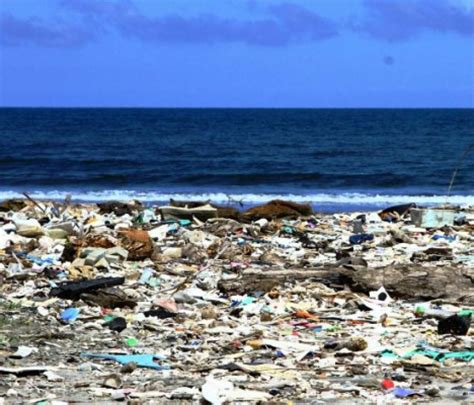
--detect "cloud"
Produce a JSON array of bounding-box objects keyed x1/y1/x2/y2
[
  {"x1": 71, "y1": 0, "x2": 338, "y2": 46},
  {"x1": 1, "y1": 0, "x2": 338, "y2": 48},
  {"x1": 383, "y1": 55, "x2": 395, "y2": 65},
  {"x1": 0, "y1": 13, "x2": 96, "y2": 48},
  {"x1": 354, "y1": 0, "x2": 474, "y2": 41},
  {"x1": 4, "y1": 0, "x2": 470, "y2": 48}
]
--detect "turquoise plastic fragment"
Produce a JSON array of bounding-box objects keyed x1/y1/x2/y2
[
  {"x1": 81, "y1": 353, "x2": 169, "y2": 370},
  {"x1": 239, "y1": 296, "x2": 256, "y2": 306},
  {"x1": 380, "y1": 348, "x2": 474, "y2": 363},
  {"x1": 458, "y1": 309, "x2": 474, "y2": 317},
  {"x1": 168, "y1": 223, "x2": 179, "y2": 232},
  {"x1": 380, "y1": 349, "x2": 399, "y2": 359}
]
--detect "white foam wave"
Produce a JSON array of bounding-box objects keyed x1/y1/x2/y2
[{"x1": 0, "y1": 190, "x2": 472, "y2": 207}]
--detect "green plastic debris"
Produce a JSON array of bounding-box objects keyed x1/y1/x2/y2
[
  {"x1": 103, "y1": 315, "x2": 115, "y2": 322},
  {"x1": 126, "y1": 337, "x2": 139, "y2": 347},
  {"x1": 414, "y1": 305, "x2": 425, "y2": 315}
]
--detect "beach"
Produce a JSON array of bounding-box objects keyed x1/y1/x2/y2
[
  {"x1": 0, "y1": 197, "x2": 473, "y2": 403},
  {"x1": 2, "y1": 0, "x2": 473, "y2": 402}
]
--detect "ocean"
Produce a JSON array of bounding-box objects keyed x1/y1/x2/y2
[{"x1": 0, "y1": 108, "x2": 473, "y2": 212}]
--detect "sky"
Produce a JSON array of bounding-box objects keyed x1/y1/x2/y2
[{"x1": 0, "y1": 0, "x2": 473, "y2": 107}]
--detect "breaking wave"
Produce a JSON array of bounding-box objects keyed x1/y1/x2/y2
[{"x1": 0, "y1": 190, "x2": 472, "y2": 209}]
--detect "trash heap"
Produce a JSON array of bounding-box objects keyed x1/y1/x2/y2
[{"x1": 0, "y1": 198, "x2": 473, "y2": 404}]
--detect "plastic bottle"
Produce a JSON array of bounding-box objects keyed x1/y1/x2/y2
[{"x1": 414, "y1": 303, "x2": 453, "y2": 318}]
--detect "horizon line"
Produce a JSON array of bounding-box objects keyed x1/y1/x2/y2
[{"x1": 1, "y1": 106, "x2": 473, "y2": 109}]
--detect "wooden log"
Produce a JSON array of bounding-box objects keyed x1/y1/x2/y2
[
  {"x1": 218, "y1": 265, "x2": 474, "y2": 304},
  {"x1": 344, "y1": 264, "x2": 474, "y2": 304},
  {"x1": 218, "y1": 267, "x2": 346, "y2": 295}
]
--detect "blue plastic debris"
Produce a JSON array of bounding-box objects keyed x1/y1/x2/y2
[
  {"x1": 81, "y1": 353, "x2": 169, "y2": 370},
  {"x1": 432, "y1": 234, "x2": 456, "y2": 242},
  {"x1": 17, "y1": 253, "x2": 55, "y2": 266},
  {"x1": 138, "y1": 268, "x2": 154, "y2": 285},
  {"x1": 349, "y1": 234, "x2": 374, "y2": 245},
  {"x1": 61, "y1": 308, "x2": 80, "y2": 323},
  {"x1": 393, "y1": 387, "x2": 421, "y2": 398}
]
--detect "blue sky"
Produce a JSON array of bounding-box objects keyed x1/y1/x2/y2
[{"x1": 0, "y1": 0, "x2": 473, "y2": 107}]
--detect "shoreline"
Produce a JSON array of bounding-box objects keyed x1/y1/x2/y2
[{"x1": 0, "y1": 191, "x2": 473, "y2": 214}]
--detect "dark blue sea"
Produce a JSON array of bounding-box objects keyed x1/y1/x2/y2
[{"x1": 0, "y1": 108, "x2": 473, "y2": 212}]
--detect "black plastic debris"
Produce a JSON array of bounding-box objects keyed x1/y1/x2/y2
[
  {"x1": 104, "y1": 317, "x2": 127, "y2": 333},
  {"x1": 144, "y1": 308, "x2": 177, "y2": 319},
  {"x1": 49, "y1": 277, "x2": 125, "y2": 299},
  {"x1": 437, "y1": 314, "x2": 471, "y2": 336},
  {"x1": 379, "y1": 203, "x2": 416, "y2": 222}
]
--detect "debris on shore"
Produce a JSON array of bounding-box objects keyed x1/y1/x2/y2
[{"x1": 0, "y1": 197, "x2": 473, "y2": 403}]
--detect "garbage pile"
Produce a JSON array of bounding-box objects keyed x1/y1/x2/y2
[{"x1": 0, "y1": 198, "x2": 473, "y2": 403}]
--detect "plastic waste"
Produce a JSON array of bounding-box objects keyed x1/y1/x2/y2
[
  {"x1": 411, "y1": 208, "x2": 456, "y2": 228},
  {"x1": 379, "y1": 203, "x2": 416, "y2": 222},
  {"x1": 201, "y1": 376, "x2": 234, "y2": 405},
  {"x1": 414, "y1": 303, "x2": 453, "y2": 318},
  {"x1": 432, "y1": 234, "x2": 456, "y2": 242},
  {"x1": 60, "y1": 307, "x2": 80, "y2": 323},
  {"x1": 393, "y1": 387, "x2": 422, "y2": 398},
  {"x1": 13, "y1": 218, "x2": 44, "y2": 237},
  {"x1": 381, "y1": 379, "x2": 394, "y2": 390},
  {"x1": 49, "y1": 277, "x2": 125, "y2": 299},
  {"x1": 104, "y1": 317, "x2": 127, "y2": 332},
  {"x1": 138, "y1": 268, "x2": 154, "y2": 284},
  {"x1": 0, "y1": 196, "x2": 472, "y2": 402},
  {"x1": 144, "y1": 308, "x2": 177, "y2": 319},
  {"x1": 381, "y1": 348, "x2": 474, "y2": 363},
  {"x1": 81, "y1": 353, "x2": 169, "y2": 370},
  {"x1": 437, "y1": 314, "x2": 471, "y2": 336},
  {"x1": 369, "y1": 286, "x2": 392, "y2": 303},
  {"x1": 125, "y1": 337, "x2": 139, "y2": 347},
  {"x1": 10, "y1": 346, "x2": 34, "y2": 359},
  {"x1": 349, "y1": 233, "x2": 374, "y2": 245}
]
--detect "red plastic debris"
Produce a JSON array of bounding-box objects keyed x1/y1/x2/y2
[{"x1": 381, "y1": 379, "x2": 395, "y2": 390}]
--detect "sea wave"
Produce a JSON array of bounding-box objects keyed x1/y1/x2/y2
[{"x1": 0, "y1": 190, "x2": 472, "y2": 207}]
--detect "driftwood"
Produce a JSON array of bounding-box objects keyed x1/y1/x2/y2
[
  {"x1": 218, "y1": 265, "x2": 474, "y2": 304},
  {"x1": 218, "y1": 268, "x2": 346, "y2": 295},
  {"x1": 159, "y1": 204, "x2": 217, "y2": 221},
  {"x1": 242, "y1": 200, "x2": 313, "y2": 221},
  {"x1": 344, "y1": 264, "x2": 474, "y2": 304}
]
